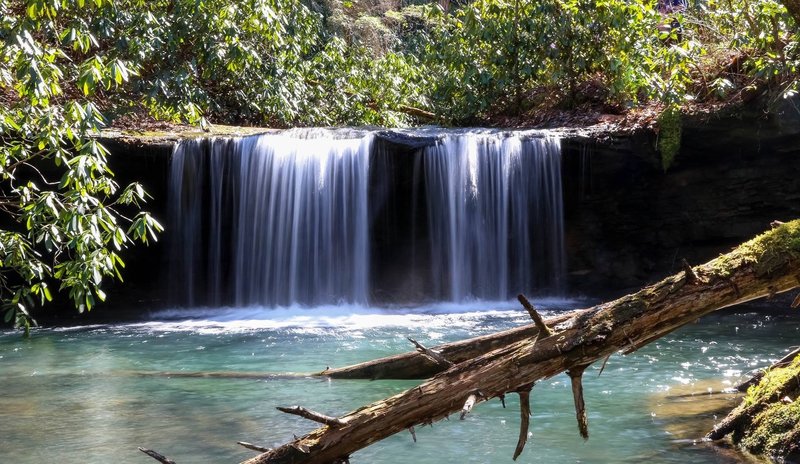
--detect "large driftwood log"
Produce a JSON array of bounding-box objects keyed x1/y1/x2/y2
[
  {"x1": 240, "y1": 221, "x2": 800, "y2": 464},
  {"x1": 317, "y1": 309, "x2": 585, "y2": 379}
]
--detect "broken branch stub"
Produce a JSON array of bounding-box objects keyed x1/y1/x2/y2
[
  {"x1": 408, "y1": 337, "x2": 454, "y2": 368},
  {"x1": 276, "y1": 406, "x2": 345, "y2": 427},
  {"x1": 567, "y1": 365, "x2": 590, "y2": 440},
  {"x1": 517, "y1": 294, "x2": 553, "y2": 336},
  {"x1": 460, "y1": 391, "x2": 484, "y2": 420},
  {"x1": 238, "y1": 442, "x2": 272, "y2": 453},
  {"x1": 139, "y1": 447, "x2": 177, "y2": 464},
  {"x1": 512, "y1": 383, "x2": 535, "y2": 461},
  {"x1": 682, "y1": 259, "x2": 699, "y2": 284}
]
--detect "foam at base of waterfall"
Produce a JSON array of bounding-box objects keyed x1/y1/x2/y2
[{"x1": 140, "y1": 298, "x2": 582, "y2": 334}]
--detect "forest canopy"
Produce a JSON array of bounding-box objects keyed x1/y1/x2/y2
[
  {"x1": 0, "y1": 0, "x2": 798, "y2": 328},
  {"x1": 2, "y1": 0, "x2": 798, "y2": 127}
]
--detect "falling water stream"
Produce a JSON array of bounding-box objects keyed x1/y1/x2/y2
[
  {"x1": 168, "y1": 128, "x2": 565, "y2": 307},
  {"x1": 422, "y1": 132, "x2": 565, "y2": 299},
  {"x1": 169, "y1": 129, "x2": 372, "y2": 307}
]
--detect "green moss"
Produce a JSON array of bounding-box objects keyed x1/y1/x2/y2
[
  {"x1": 735, "y1": 356, "x2": 800, "y2": 458},
  {"x1": 657, "y1": 106, "x2": 682, "y2": 171},
  {"x1": 744, "y1": 356, "x2": 800, "y2": 407},
  {"x1": 707, "y1": 220, "x2": 800, "y2": 278},
  {"x1": 741, "y1": 401, "x2": 800, "y2": 455}
]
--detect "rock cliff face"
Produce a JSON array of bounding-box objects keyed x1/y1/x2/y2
[
  {"x1": 98, "y1": 138, "x2": 172, "y2": 316},
  {"x1": 72, "y1": 109, "x2": 800, "y2": 318},
  {"x1": 561, "y1": 107, "x2": 800, "y2": 295}
]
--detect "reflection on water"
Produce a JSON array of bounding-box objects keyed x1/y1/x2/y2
[
  {"x1": 0, "y1": 301, "x2": 796, "y2": 463},
  {"x1": 649, "y1": 379, "x2": 741, "y2": 439}
]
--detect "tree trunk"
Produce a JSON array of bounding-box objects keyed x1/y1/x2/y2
[
  {"x1": 240, "y1": 221, "x2": 800, "y2": 464},
  {"x1": 317, "y1": 309, "x2": 586, "y2": 379}
]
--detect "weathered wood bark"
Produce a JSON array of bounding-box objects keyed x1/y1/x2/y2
[
  {"x1": 241, "y1": 221, "x2": 800, "y2": 464},
  {"x1": 316, "y1": 310, "x2": 585, "y2": 379}
]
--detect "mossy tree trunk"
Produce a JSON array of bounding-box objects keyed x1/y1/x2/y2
[
  {"x1": 708, "y1": 354, "x2": 800, "y2": 461},
  {"x1": 236, "y1": 221, "x2": 800, "y2": 464}
]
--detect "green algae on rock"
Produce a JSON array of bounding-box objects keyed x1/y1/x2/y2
[{"x1": 711, "y1": 354, "x2": 800, "y2": 462}]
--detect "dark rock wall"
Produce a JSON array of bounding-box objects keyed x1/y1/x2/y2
[
  {"x1": 368, "y1": 137, "x2": 433, "y2": 304},
  {"x1": 94, "y1": 139, "x2": 173, "y2": 317},
  {"x1": 562, "y1": 110, "x2": 800, "y2": 296}
]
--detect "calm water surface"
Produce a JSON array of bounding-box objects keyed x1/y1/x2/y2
[{"x1": 1, "y1": 299, "x2": 797, "y2": 463}]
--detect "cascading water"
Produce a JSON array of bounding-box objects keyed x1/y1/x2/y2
[
  {"x1": 168, "y1": 128, "x2": 565, "y2": 307},
  {"x1": 420, "y1": 132, "x2": 565, "y2": 301},
  {"x1": 169, "y1": 129, "x2": 372, "y2": 307}
]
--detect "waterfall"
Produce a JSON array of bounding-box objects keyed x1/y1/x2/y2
[
  {"x1": 168, "y1": 129, "x2": 564, "y2": 308},
  {"x1": 420, "y1": 132, "x2": 565, "y2": 301},
  {"x1": 168, "y1": 130, "x2": 372, "y2": 307}
]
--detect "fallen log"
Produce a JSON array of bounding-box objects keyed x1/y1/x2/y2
[
  {"x1": 316, "y1": 309, "x2": 586, "y2": 379},
  {"x1": 735, "y1": 345, "x2": 800, "y2": 392},
  {"x1": 240, "y1": 221, "x2": 800, "y2": 464}
]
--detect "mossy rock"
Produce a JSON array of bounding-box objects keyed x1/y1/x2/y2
[
  {"x1": 732, "y1": 355, "x2": 800, "y2": 461},
  {"x1": 657, "y1": 106, "x2": 682, "y2": 171}
]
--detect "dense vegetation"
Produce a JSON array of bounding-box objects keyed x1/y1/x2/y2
[
  {"x1": 0, "y1": 0, "x2": 798, "y2": 328},
  {"x1": 4, "y1": 0, "x2": 799, "y2": 127}
]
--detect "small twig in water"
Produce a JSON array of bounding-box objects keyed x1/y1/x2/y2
[{"x1": 138, "y1": 447, "x2": 177, "y2": 464}]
